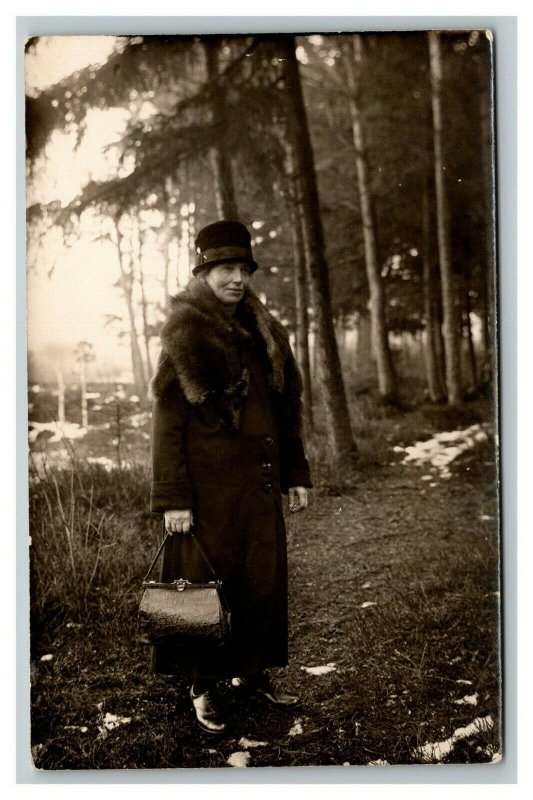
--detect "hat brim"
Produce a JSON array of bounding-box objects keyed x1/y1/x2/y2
[{"x1": 192, "y1": 256, "x2": 259, "y2": 276}]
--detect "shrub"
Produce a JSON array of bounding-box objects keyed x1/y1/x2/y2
[{"x1": 29, "y1": 460, "x2": 159, "y2": 630}]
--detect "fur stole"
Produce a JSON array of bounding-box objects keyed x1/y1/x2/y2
[{"x1": 152, "y1": 277, "x2": 304, "y2": 435}]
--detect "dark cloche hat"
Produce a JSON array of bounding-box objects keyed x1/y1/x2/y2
[{"x1": 193, "y1": 220, "x2": 259, "y2": 275}]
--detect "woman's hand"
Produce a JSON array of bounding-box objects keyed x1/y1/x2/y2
[
  {"x1": 288, "y1": 487, "x2": 308, "y2": 513},
  {"x1": 164, "y1": 509, "x2": 194, "y2": 535}
]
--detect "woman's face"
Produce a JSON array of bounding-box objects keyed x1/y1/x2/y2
[{"x1": 204, "y1": 261, "x2": 252, "y2": 305}]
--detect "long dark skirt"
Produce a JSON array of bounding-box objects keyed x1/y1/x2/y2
[{"x1": 152, "y1": 472, "x2": 288, "y2": 680}]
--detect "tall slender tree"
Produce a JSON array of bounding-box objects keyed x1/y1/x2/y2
[
  {"x1": 112, "y1": 215, "x2": 148, "y2": 398},
  {"x1": 478, "y1": 53, "x2": 496, "y2": 357},
  {"x1": 278, "y1": 36, "x2": 356, "y2": 469},
  {"x1": 204, "y1": 39, "x2": 239, "y2": 219},
  {"x1": 428, "y1": 31, "x2": 462, "y2": 405},
  {"x1": 135, "y1": 220, "x2": 154, "y2": 381},
  {"x1": 422, "y1": 177, "x2": 446, "y2": 401},
  {"x1": 343, "y1": 35, "x2": 397, "y2": 403},
  {"x1": 290, "y1": 188, "x2": 314, "y2": 429}
]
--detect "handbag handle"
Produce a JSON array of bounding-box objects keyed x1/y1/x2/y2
[{"x1": 143, "y1": 520, "x2": 220, "y2": 583}]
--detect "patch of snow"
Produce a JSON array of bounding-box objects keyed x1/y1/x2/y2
[
  {"x1": 491, "y1": 752, "x2": 502, "y2": 764},
  {"x1": 30, "y1": 384, "x2": 41, "y2": 393},
  {"x1": 361, "y1": 601, "x2": 377, "y2": 609},
  {"x1": 87, "y1": 456, "x2": 116, "y2": 472},
  {"x1": 92, "y1": 404, "x2": 102, "y2": 411},
  {"x1": 227, "y1": 751, "x2": 251, "y2": 767},
  {"x1": 239, "y1": 736, "x2": 268, "y2": 749},
  {"x1": 29, "y1": 421, "x2": 87, "y2": 444},
  {"x1": 454, "y1": 693, "x2": 478, "y2": 706},
  {"x1": 85, "y1": 392, "x2": 101, "y2": 399},
  {"x1": 415, "y1": 714, "x2": 493, "y2": 763},
  {"x1": 397, "y1": 424, "x2": 489, "y2": 476},
  {"x1": 362, "y1": 582, "x2": 372, "y2": 589},
  {"x1": 367, "y1": 759, "x2": 390, "y2": 766},
  {"x1": 288, "y1": 719, "x2": 303, "y2": 737},
  {"x1": 80, "y1": 726, "x2": 88, "y2": 733},
  {"x1": 129, "y1": 394, "x2": 140, "y2": 402},
  {"x1": 456, "y1": 679, "x2": 473, "y2": 686},
  {"x1": 301, "y1": 663, "x2": 337, "y2": 676},
  {"x1": 421, "y1": 474, "x2": 433, "y2": 481},
  {"x1": 98, "y1": 712, "x2": 132, "y2": 734},
  {"x1": 128, "y1": 412, "x2": 150, "y2": 428},
  {"x1": 479, "y1": 514, "x2": 494, "y2": 521},
  {"x1": 40, "y1": 654, "x2": 53, "y2": 662},
  {"x1": 342, "y1": 762, "x2": 351, "y2": 766}
]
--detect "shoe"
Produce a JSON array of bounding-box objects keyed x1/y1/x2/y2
[
  {"x1": 189, "y1": 684, "x2": 227, "y2": 734},
  {"x1": 231, "y1": 671, "x2": 301, "y2": 708}
]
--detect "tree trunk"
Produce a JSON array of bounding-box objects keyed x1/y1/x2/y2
[
  {"x1": 343, "y1": 35, "x2": 397, "y2": 403},
  {"x1": 290, "y1": 196, "x2": 314, "y2": 429},
  {"x1": 479, "y1": 56, "x2": 496, "y2": 357},
  {"x1": 335, "y1": 309, "x2": 345, "y2": 352},
  {"x1": 355, "y1": 309, "x2": 373, "y2": 387},
  {"x1": 162, "y1": 175, "x2": 176, "y2": 308},
  {"x1": 79, "y1": 359, "x2": 88, "y2": 429},
  {"x1": 55, "y1": 365, "x2": 65, "y2": 425},
  {"x1": 422, "y1": 177, "x2": 446, "y2": 402},
  {"x1": 277, "y1": 125, "x2": 314, "y2": 428},
  {"x1": 433, "y1": 305, "x2": 447, "y2": 395},
  {"x1": 187, "y1": 193, "x2": 196, "y2": 275},
  {"x1": 204, "y1": 41, "x2": 239, "y2": 219},
  {"x1": 463, "y1": 289, "x2": 478, "y2": 390},
  {"x1": 279, "y1": 36, "x2": 356, "y2": 469},
  {"x1": 113, "y1": 219, "x2": 147, "y2": 398},
  {"x1": 429, "y1": 31, "x2": 463, "y2": 405},
  {"x1": 137, "y1": 225, "x2": 154, "y2": 382}
]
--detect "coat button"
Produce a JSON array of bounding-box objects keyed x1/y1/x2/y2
[
  {"x1": 263, "y1": 483, "x2": 273, "y2": 494},
  {"x1": 263, "y1": 435, "x2": 274, "y2": 446},
  {"x1": 262, "y1": 462, "x2": 272, "y2": 472}
]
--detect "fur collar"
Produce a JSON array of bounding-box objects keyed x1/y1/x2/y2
[{"x1": 152, "y1": 277, "x2": 303, "y2": 434}]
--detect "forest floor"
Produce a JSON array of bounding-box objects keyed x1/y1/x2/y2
[{"x1": 28, "y1": 391, "x2": 501, "y2": 771}]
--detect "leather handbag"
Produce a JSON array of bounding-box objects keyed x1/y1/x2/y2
[{"x1": 138, "y1": 526, "x2": 231, "y2": 647}]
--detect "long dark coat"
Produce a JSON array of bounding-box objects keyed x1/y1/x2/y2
[{"x1": 149, "y1": 278, "x2": 312, "y2": 679}]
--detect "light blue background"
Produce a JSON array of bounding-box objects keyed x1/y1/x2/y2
[{"x1": 17, "y1": 15, "x2": 517, "y2": 784}]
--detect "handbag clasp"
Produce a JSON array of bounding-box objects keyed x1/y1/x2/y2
[{"x1": 172, "y1": 579, "x2": 191, "y2": 592}]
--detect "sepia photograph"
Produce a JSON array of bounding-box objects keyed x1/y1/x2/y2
[{"x1": 25, "y1": 29, "x2": 501, "y2": 770}]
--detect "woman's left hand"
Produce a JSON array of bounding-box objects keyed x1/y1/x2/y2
[{"x1": 288, "y1": 486, "x2": 308, "y2": 513}]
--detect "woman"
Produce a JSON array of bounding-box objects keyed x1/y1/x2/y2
[{"x1": 150, "y1": 220, "x2": 312, "y2": 734}]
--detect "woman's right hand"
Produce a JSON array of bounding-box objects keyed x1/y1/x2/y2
[{"x1": 164, "y1": 509, "x2": 194, "y2": 535}]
